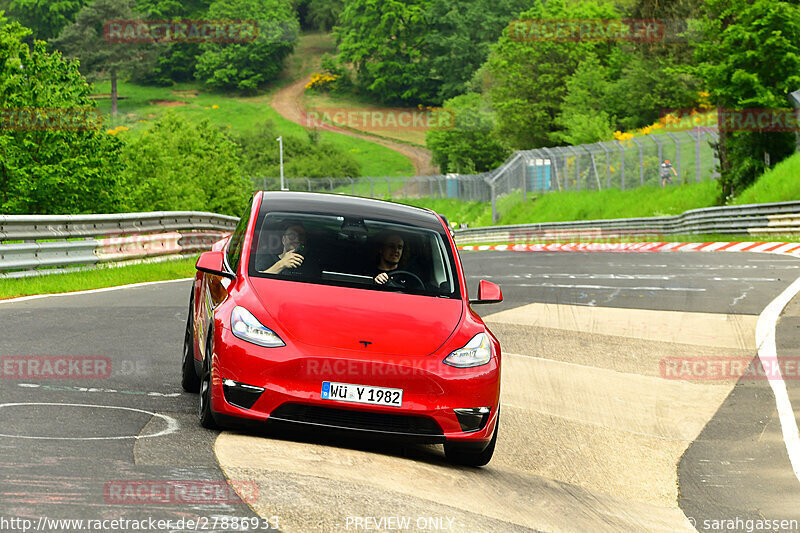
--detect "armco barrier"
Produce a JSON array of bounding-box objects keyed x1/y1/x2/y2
[
  {"x1": 454, "y1": 200, "x2": 800, "y2": 244},
  {"x1": 0, "y1": 212, "x2": 237, "y2": 278},
  {"x1": 3, "y1": 201, "x2": 798, "y2": 277}
]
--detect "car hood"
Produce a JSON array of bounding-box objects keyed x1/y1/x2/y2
[{"x1": 249, "y1": 278, "x2": 464, "y2": 356}]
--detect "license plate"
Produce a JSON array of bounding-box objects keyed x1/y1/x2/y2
[{"x1": 321, "y1": 381, "x2": 403, "y2": 407}]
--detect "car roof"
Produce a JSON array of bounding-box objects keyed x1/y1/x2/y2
[{"x1": 257, "y1": 191, "x2": 445, "y2": 232}]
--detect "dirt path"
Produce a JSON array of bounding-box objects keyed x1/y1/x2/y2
[{"x1": 271, "y1": 75, "x2": 437, "y2": 176}]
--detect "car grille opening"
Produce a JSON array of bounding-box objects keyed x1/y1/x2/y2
[{"x1": 269, "y1": 403, "x2": 444, "y2": 437}]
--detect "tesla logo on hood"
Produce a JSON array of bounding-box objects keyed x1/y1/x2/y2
[{"x1": 359, "y1": 341, "x2": 372, "y2": 348}]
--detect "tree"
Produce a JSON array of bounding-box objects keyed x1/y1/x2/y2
[
  {"x1": 195, "y1": 0, "x2": 299, "y2": 92},
  {"x1": 694, "y1": 0, "x2": 800, "y2": 200},
  {"x1": 424, "y1": 0, "x2": 529, "y2": 103},
  {"x1": 485, "y1": 0, "x2": 619, "y2": 149},
  {"x1": 0, "y1": 18, "x2": 125, "y2": 214},
  {"x1": 134, "y1": 0, "x2": 213, "y2": 85},
  {"x1": 51, "y1": 0, "x2": 152, "y2": 115},
  {"x1": 629, "y1": 0, "x2": 703, "y2": 63},
  {"x1": 426, "y1": 93, "x2": 510, "y2": 173},
  {"x1": 121, "y1": 112, "x2": 250, "y2": 216},
  {"x1": 334, "y1": 0, "x2": 528, "y2": 105},
  {"x1": 553, "y1": 54, "x2": 615, "y2": 145},
  {"x1": 603, "y1": 48, "x2": 701, "y2": 132},
  {"x1": 305, "y1": 0, "x2": 343, "y2": 31},
  {"x1": 336, "y1": 0, "x2": 432, "y2": 104},
  {"x1": 8, "y1": 0, "x2": 87, "y2": 40}
]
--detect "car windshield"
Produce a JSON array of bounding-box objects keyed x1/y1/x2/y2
[{"x1": 248, "y1": 211, "x2": 459, "y2": 298}]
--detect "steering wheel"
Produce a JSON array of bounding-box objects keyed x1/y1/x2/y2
[{"x1": 386, "y1": 270, "x2": 425, "y2": 290}]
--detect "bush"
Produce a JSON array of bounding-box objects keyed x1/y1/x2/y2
[
  {"x1": 121, "y1": 112, "x2": 250, "y2": 216},
  {"x1": 426, "y1": 93, "x2": 510, "y2": 173},
  {"x1": 236, "y1": 121, "x2": 360, "y2": 179}
]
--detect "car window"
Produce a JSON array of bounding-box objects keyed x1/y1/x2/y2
[
  {"x1": 248, "y1": 210, "x2": 460, "y2": 298},
  {"x1": 225, "y1": 197, "x2": 253, "y2": 272}
]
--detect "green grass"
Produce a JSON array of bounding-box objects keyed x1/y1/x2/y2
[
  {"x1": 90, "y1": 81, "x2": 413, "y2": 177},
  {"x1": 733, "y1": 152, "x2": 800, "y2": 205},
  {"x1": 396, "y1": 180, "x2": 720, "y2": 227},
  {"x1": 0, "y1": 257, "x2": 198, "y2": 300}
]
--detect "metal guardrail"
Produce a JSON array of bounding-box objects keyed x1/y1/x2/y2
[
  {"x1": 0, "y1": 211, "x2": 238, "y2": 278},
  {"x1": 453, "y1": 201, "x2": 800, "y2": 244},
  {"x1": 4, "y1": 201, "x2": 797, "y2": 276}
]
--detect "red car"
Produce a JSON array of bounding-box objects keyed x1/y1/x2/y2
[{"x1": 182, "y1": 191, "x2": 503, "y2": 466}]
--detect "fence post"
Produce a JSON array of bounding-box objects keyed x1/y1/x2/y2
[
  {"x1": 385, "y1": 176, "x2": 391, "y2": 197},
  {"x1": 305, "y1": 178, "x2": 311, "y2": 191},
  {"x1": 667, "y1": 132, "x2": 681, "y2": 177},
  {"x1": 694, "y1": 129, "x2": 701, "y2": 182},
  {"x1": 490, "y1": 182, "x2": 498, "y2": 224},
  {"x1": 631, "y1": 137, "x2": 644, "y2": 187},
  {"x1": 584, "y1": 146, "x2": 601, "y2": 190},
  {"x1": 598, "y1": 143, "x2": 611, "y2": 189},
  {"x1": 653, "y1": 135, "x2": 664, "y2": 175},
  {"x1": 521, "y1": 155, "x2": 528, "y2": 201},
  {"x1": 614, "y1": 140, "x2": 625, "y2": 190}
]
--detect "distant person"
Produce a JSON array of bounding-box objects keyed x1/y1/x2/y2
[
  {"x1": 660, "y1": 159, "x2": 678, "y2": 187},
  {"x1": 261, "y1": 223, "x2": 306, "y2": 274}
]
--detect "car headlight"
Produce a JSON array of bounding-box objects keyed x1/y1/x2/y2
[
  {"x1": 231, "y1": 306, "x2": 285, "y2": 347},
  {"x1": 443, "y1": 333, "x2": 492, "y2": 368}
]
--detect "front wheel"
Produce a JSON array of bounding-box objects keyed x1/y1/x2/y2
[
  {"x1": 444, "y1": 416, "x2": 498, "y2": 467},
  {"x1": 181, "y1": 296, "x2": 200, "y2": 393},
  {"x1": 198, "y1": 332, "x2": 219, "y2": 430}
]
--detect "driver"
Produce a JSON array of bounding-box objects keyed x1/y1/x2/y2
[{"x1": 372, "y1": 232, "x2": 407, "y2": 285}]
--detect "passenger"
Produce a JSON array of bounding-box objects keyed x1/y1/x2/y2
[{"x1": 261, "y1": 223, "x2": 306, "y2": 274}]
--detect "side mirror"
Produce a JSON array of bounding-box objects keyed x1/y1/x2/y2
[
  {"x1": 196, "y1": 250, "x2": 235, "y2": 280},
  {"x1": 470, "y1": 280, "x2": 502, "y2": 304}
]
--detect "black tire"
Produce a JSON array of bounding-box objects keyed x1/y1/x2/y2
[
  {"x1": 444, "y1": 415, "x2": 499, "y2": 467},
  {"x1": 181, "y1": 296, "x2": 201, "y2": 393},
  {"x1": 198, "y1": 330, "x2": 219, "y2": 430}
]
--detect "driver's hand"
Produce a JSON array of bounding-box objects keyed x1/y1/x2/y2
[
  {"x1": 280, "y1": 251, "x2": 304, "y2": 270},
  {"x1": 375, "y1": 272, "x2": 389, "y2": 284}
]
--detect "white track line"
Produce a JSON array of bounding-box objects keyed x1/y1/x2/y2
[
  {"x1": 756, "y1": 276, "x2": 800, "y2": 484},
  {"x1": 0, "y1": 278, "x2": 193, "y2": 305}
]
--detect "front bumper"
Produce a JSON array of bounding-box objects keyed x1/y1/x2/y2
[{"x1": 209, "y1": 326, "x2": 500, "y2": 444}]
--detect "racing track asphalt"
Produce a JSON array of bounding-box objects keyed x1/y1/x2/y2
[{"x1": 0, "y1": 251, "x2": 799, "y2": 532}]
